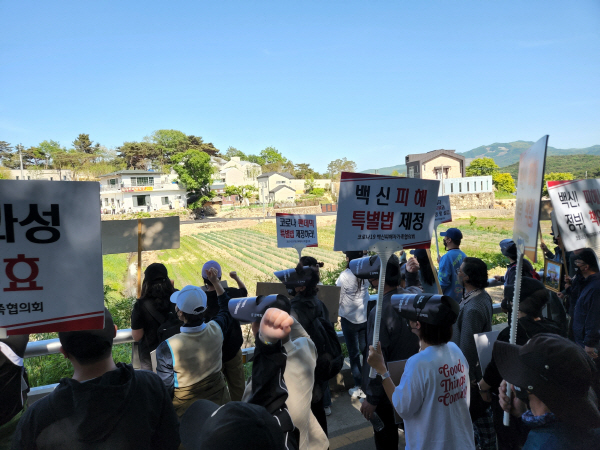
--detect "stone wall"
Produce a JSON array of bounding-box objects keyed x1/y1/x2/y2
[
  {"x1": 219, "y1": 205, "x2": 323, "y2": 218},
  {"x1": 449, "y1": 192, "x2": 495, "y2": 210}
]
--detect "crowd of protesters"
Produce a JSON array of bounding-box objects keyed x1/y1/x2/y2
[{"x1": 2, "y1": 225, "x2": 600, "y2": 450}]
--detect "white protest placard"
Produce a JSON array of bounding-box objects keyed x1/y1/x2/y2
[
  {"x1": 433, "y1": 195, "x2": 452, "y2": 261},
  {"x1": 334, "y1": 172, "x2": 439, "y2": 379},
  {"x1": 547, "y1": 179, "x2": 600, "y2": 253},
  {"x1": 0, "y1": 181, "x2": 104, "y2": 336},
  {"x1": 474, "y1": 330, "x2": 500, "y2": 374},
  {"x1": 333, "y1": 172, "x2": 439, "y2": 252},
  {"x1": 435, "y1": 195, "x2": 452, "y2": 226},
  {"x1": 276, "y1": 213, "x2": 318, "y2": 257},
  {"x1": 505, "y1": 135, "x2": 549, "y2": 426},
  {"x1": 512, "y1": 135, "x2": 549, "y2": 262}
]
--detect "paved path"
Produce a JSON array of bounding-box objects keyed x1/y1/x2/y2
[{"x1": 327, "y1": 391, "x2": 405, "y2": 450}]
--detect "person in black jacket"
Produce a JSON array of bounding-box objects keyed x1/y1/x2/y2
[
  {"x1": 12, "y1": 308, "x2": 180, "y2": 450},
  {"x1": 179, "y1": 308, "x2": 299, "y2": 450},
  {"x1": 360, "y1": 254, "x2": 421, "y2": 450},
  {"x1": 131, "y1": 263, "x2": 177, "y2": 370},
  {"x1": 288, "y1": 263, "x2": 331, "y2": 436},
  {"x1": 201, "y1": 260, "x2": 248, "y2": 401},
  {"x1": 478, "y1": 278, "x2": 562, "y2": 450}
]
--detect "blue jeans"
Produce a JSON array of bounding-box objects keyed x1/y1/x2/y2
[{"x1": 340, "y1": 317, "x2": 367, "y2": 387}]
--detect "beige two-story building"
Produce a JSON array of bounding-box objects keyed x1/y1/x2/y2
[{"x1": 405, "y1": 149, "x2": 465, "y2": 181}]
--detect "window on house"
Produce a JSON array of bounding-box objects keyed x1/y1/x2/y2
[
  {"x1": 481, "y1": 181, "x2": 483, "y2": 190},
  {"x1": 63, "y1": 176, "x2": 67, "y2": 181},
  {"x1": 161, "y1": 196, "x2": 169, "y2": 205},
  {"x1": 409, "y1": 167, "x2": 414, "y2": 178},
  {"x1": 16, "y1": 176, "x2": 19, "y2": 180},
  {"x1": 131, "y1": 177, "x2": 154, "y2": 187},
  {"x1": 134, "y1": 195, "x2": 147, "y2": 206},
  {"x1": 104, "y1": 198, "x2": 109, "y2": 206},
  {"x1": 459, "y1": 183, "x2": 462, "y2": 193},
  {"x1": 108, "y1": 178, "x2": 117, "y2": 185},
  {"x1": 27, "y1": 176, "x2": 30, "y2": 180},
  {"x1": 451, "y1": 184, "x2": 454, "y2": 193},
  {"x1": 276, "y1": 180, "x2": 286, "y2": 184},
  {"x1": 467, "y1": 182, "x2": 470, "y2": 192},
  {"x1": 50, "y1": 177, "x2": 53, "y2": 181}
]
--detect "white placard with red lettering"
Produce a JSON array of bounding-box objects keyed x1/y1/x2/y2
[
  {"x1": 512, "y1": 135, "x2": 549, "y2": 262},
  {"x1": 435, "y1": 195, "x2": 452, "y2": 227},
  {"x1": 333, "y1": 172, "x2": 439, "y2": 251},
  {"x1": 548, "y1": 179, "x2": 600, "y2": 253},
  {"x1": 0, "y1": 181, "x2": 104, "y2": 335},
  {"x1": 276, "y1": 213, "x2": 318, "y2": 248}
]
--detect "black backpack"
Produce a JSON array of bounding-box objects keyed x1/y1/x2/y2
[
  {"x1": 143, "y1": 300, "x2": 183, "y2": 344},
  {"x1": 295, "y1": 303, "x2": 343, "y2": 382}
]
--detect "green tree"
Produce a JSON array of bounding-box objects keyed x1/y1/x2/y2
[
  {"x1": 148, "y1": 129, "x2": 189, "y2": 167},
  {"x1": 327, "y1": 158, "x2": 357, "y2": 180},
  {"x1": 390, "y1": 170, "x2": 400, "y2": 177},
  {"x1": 0, "y1": 166, "x2": 10, "y2": 179},
  {"x1": 542, "y1": 172, "x2": 574, "y2": 197},
  {"x1": 304, "y1": 175, "x2": 316, "y2": 193},
  {"x1": 246, "y1": 154, "x2": 265, "y2": 166},
  {"x1": 225, "y1": 184, "x2": 257, "y2": 205},
  {"x1": 117, "y1": 142, "x2": 158, "y2": 169},
  {"x1": 73, "y1": 134, "x2": 98, "y2": 154},
  {"x1": 171, "y1": 149, "x2": 215, "y2": 207},
  {"x1": 224, "y1": 146, "x2": 246, "y2": 161},
  {"x1": 493, "y1": 173, "x2": 516, "y2": 193},
  {"x1": 294, "y1": 163, "x2": 317, "y2": 179},
  {"x1": 466, "y1": 157, "x2": 499, "y2": 176},
  {"x1": 37, "y1": 140, "x2": 63, "y2": 168},
  {"x1": 259, "y1": 147, "x2": 293, "y2": 173}
]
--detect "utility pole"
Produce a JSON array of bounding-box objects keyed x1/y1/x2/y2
[{"x1": 17, "y1": 144, "x2": 25, "y2": 180}]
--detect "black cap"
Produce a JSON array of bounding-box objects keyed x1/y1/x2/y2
[
  {"x1": 575, "y1": 248, "x2": 599, "y2": 272},
  {"x1": 391, "y1": 294, "x2": 459, "y2": 325},
  {"x1": 180, "y1": 400, "x2": 286, "y2": 450},
  {"x1": 504, "y1": 278, "x2": 549, "y2": 317},
  {"x1": 494, "y1": 334, "x2": 600, "y2": 429},
  {"x1": 144, "y1": 263, "x2": 169, "y2": 282}
]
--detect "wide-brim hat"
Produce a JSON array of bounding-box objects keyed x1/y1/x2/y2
[{"x1": 493, "y1": 333, "x2": 600, "y2": 429}]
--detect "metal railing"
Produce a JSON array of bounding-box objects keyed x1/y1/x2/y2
[{"x1": 25, "y1": 300, "x2": 503, "y2": 402}]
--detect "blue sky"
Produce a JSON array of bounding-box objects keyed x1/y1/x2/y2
[{"x1": 1, "y1": 1, "x2": 599, "y2": 172}]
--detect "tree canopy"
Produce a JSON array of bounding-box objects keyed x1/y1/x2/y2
[
  {"x1": 327, "y1": 158, "x2": 357, "y2": 180},
  {"x1": 171, "y1": 149, "x2": 215, "y2": 207},
  {"x1": 466, "y1": 157, "x2": 499, "y2": 176}
]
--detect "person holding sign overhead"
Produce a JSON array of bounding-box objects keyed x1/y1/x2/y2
[
  {"x1": 353, "y1": 254, "x2": 421, "y2": 450},
  {"x1": 367, "y1": 294, "x2": 475, "y2": 450},
  {"x1": 438, "y1": 228, "x2": 466, "y2": 303}
]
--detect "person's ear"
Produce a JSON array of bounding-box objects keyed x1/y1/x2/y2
[
  {"x1": 113, "y1": 324, "x2": 118, "y2": 338},
  {"x1": 59, "y1": 346, "x2": 69, "y2": 360}
]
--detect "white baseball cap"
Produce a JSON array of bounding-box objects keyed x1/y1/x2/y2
[
  {"x1": 170, "y1": 285, "x2": 207, "y2": 315},
  {"x1": 202, "y1": 260, "x2": 222, "y2": 279}
]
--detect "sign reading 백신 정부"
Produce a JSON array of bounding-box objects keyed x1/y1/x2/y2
[
  {"x1": 0, "y1": 180, "x2": 104, "y2": 336},
  {"x1": 512, "y1": 135, "x2": 549, "y2": 262},
  {"x1": 333, "y1": 172, "x2": 439, "y2": 252},
  {"x1": 547, "y1": 178, "x2": 600, "y2": 253},
  {"x1": 276, "y1": 213, "x2": 318, "y2": 248}
]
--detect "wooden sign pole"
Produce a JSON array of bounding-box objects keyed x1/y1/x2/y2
[
  {"x1": 426, "y1": 248, "x2": 443, "y2": 295},
  {"x1": 137, "y1": 219, "x2": 143, "y2": 298}
]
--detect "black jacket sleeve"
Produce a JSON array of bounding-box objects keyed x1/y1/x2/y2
[
  {"x1": 249, "y1": 338, "x2": 299, "y2": 450},
  {"x1": 211, "y1": 292, "x2": 233, "y2": 335}
]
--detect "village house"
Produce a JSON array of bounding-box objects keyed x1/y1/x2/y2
[
  {"x1": 98, "y1": 169, "x2": 187, "y2": 213},
  {"x1": 405, "y1": 149, "x2": 466, "y2": 181}
]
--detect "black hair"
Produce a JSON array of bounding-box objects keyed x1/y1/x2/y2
[
  {"x1": 418, "y1": 321, "x2": 453, "y2": 346},
  {"x1": 449, "y1": 238, "x2": 462, "y2": 247},
  {"x1": 415, "y1": 253, "x2": 436, "y2": 286},
  {"x1": 461, "y1": 257, "x2": 489, "y2": 290},
  {"x1": 181, "y1": 311, "x2": 205, "y2": 326},
  {"x1": 296, "y1": 263, "x2": 320, "y2": 297},
  {"x1": 202, "y1": 277, "x2": 222, "y2": 288},
  {"x1": 139, "y1": 277, "x2": 176, "y2": 314},
  {"x1": 385, "y1": 254, "x2": 401, "y2": 287},
  {"x1": 300, "y1": 256, "x2": 324, "y2": 269},
  {"x1": 60, "y1": 334, "x2": 112, "y2": 365}
]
